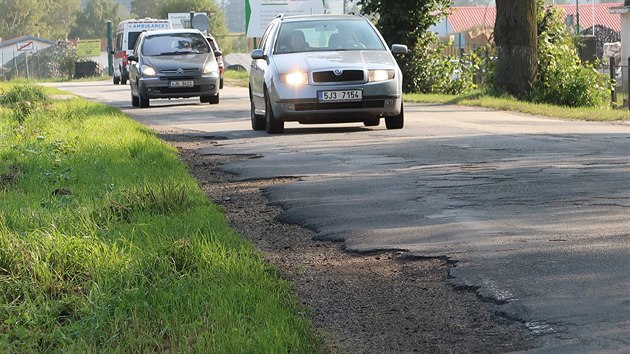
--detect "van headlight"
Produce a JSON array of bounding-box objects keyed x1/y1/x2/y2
[
  {"x1": 141, "y1": 65, "x2": 156, "y2": 76},
  {"x1": 368, "y1": 69, "x2": 395, "y2": 82},
  {"x1": 203, "y1": 61, "x2": 219, "y2": 74},
  {"x1": 279, "y1": 71, "x2": 308, "y2": 86}
]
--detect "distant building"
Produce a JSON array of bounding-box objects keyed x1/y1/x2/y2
[
  {"x1": 0, "y1": 36, "x2": 55, "y2": 67},
  {"x1": 432, "y1": 2, "x2": 622, "y2": 57}
]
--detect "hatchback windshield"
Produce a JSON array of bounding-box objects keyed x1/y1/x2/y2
[
  {"x1": 142, "y1": 33, "x2": 209, "y2": 56},
  {"x1": 274, "y1": 19, "x2": 385, "y2": 54}
]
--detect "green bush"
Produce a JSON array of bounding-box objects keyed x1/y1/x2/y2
[
  {"x1": 529, "y1": 3, "x2": 610, "y2": 107},
  {"x1": 0, "y1": 84, "x2": 49, "y2": 124}
]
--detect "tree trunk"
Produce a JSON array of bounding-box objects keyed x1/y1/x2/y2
[{"x1": 494, "y1": 0, "x2": 537, "y2": 98}]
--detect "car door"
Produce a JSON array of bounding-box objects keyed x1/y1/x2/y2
[
  {"x1": 128, "y1": 33, "x2": 145, "y2": 96},
  {"x1": 250, "y1": 21, "x2": 277, "y2": 110}
]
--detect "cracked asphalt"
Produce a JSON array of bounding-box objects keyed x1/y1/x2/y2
[{"x1": 49, "y1": 81, "x2": 630, "y2": 353}]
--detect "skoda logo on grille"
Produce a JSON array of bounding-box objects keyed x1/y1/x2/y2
[
  {"x1": 334, "y1": 69, "x2": 343, "y2": 76},
  {"x1": 176, "y1": 68, "x2": 184, "y2": 74}
]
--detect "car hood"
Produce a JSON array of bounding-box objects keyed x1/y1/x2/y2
[
  {"x1": 272, "y1": 50, "x2": 396, "y2": 73},
  {"x1": 143, "y1": 54, "x2": 209, "y2": 70}
]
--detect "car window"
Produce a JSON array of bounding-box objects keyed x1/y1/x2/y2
[
  {"x1": 127, "y1": 31, "x2": 142, "y2": 50},
  {"x1": 274, "y1": 19, "x2": 385, "y2": 54},
  {"x1": 260, "y1": 21, "x2": 277, "y2": 53},
  {"x1": 142, "y1": 33, "x2": 210, "y2": 56}
]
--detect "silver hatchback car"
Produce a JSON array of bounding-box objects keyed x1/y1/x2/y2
[
  {"x1": 249, "y1": 14, "x2": 408, "y2": 133},
  {"x1": 128, "y1": 29, "x2": 220, "y2": 108}
]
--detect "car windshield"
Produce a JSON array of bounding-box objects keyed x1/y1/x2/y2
[
  {"x1": 142, "y1": 33, "x2": 209, "y2": 56},
  {"x1": 274, "y1": 19, "x2": 386, "y2": 54}
]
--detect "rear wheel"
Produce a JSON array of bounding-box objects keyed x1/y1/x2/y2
[
  {"x1": 200, "y1": 95, "x2": 210, "y2": 103},
  {"x1": 265, "y1": 92, "x2": 284, "y2": 134},
  {"x1": 220, "y1": 78, "x2": 224, "y2": 89},
  {"x1": 121, "y1": 73, "x2": 128, "y2": 85},
  {"x1": 113, "y1": 75, "x2": 120, "y2": 85},
  {"x1": 251, "y1": 95, "x2": 266, "y2": 131},
  {"x1": 385, "y1": 102, "x2": 404, "y2": 130}
]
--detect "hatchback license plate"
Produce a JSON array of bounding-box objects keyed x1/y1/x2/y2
[
  {"x1": 169, "y1": 80, "x2": 194, "y2": 88},
  {"x1": 318, "y1": 90, "x2": 362, "y2": 102}
]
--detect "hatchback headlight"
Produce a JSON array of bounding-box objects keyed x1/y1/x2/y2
[
  {"x1": 368, "y1": 69, "x2": 395, "y2": 82},
  {"x1": 141, "y1": 65, "x2": 156, "y2": 76},
  {"x1": 279, "y1": 71, "x2": 308, "y2": 86},
  {"x1": 203, "y1": 61, "x2": 219, "y2": 74}
]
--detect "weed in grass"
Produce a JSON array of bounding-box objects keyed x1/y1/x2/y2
[
  {"x1": 0, "y1": 84, "x2": 49, "y2": 124},
  {"x1": 0, "y1": 166, "x2": 19, "y2": 191},
  {"x1": 94, "y1": 183, "x2": 190, "y2": 224}
]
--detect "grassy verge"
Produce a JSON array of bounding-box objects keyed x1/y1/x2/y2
[
  {"x1": 405, "y1": 91, "x2": 630, "y2": 122},
  {"x1": 0, "y1": 82, "x2": 321, "y2": 352},
  {"x1": 224, "y1": 70, "x2": 249, "y2": 88}
]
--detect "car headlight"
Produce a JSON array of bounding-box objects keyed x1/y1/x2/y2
[
  {"x1": 141, "y1": 65, "x2": 156, "y2": 76},
  {"x1": 279, "y1": 71, "x2": 308, "y2": 86},
  {"x1": 203, "y1": 61, "x2": 219, "y2": 74},
  {"x1": 368, "y1": 69, "x2": 395, "y2": 82}
]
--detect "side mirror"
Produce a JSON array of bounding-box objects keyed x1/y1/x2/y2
[
  {"x1": 251, "y1": 49, "x2": 265, "y2": 60},
  {"x1": 214, "y1": 50, "x2": 223, "y2": 58},
  {"x1": 127, "y1": 55, "x2": 138, "y2": 62},
  {"x1": 391, "y1": 44, "x2": 408, "y2": 55}
]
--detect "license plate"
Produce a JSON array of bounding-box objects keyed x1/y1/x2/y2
[
  {"x1": 169, "y1": 80, "x2": 194, "y2": 88},
  {"x1": 318, "y1": 90, "x2": 362, "y2": 102}
]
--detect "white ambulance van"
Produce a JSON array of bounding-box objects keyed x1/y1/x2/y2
[{"x1": 112, "y1": 19, "x2": 172, "y2": 85}]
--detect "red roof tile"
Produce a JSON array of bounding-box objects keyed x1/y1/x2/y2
[{"x1": 446, "y1": 2, "x2": 622, "y2": 33}]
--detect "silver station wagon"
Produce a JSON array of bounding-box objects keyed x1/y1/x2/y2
[{"x1": 249, "y1": 14, "x2": 408, "y2": 134}]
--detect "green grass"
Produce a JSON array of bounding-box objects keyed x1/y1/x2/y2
[
  {"x1": 224, "y1": 70, "x2": 249, "y2": 88},
  {"x1": 0, "y1": 82, "x2": 321, "y2": 352},
  {"x1": 405, "y1": 91, "x2": 630, "y2": 122}
]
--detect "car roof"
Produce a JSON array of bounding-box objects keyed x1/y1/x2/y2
[{"x1": 279, "y1": 14, "x2": 366, "y2": 22}]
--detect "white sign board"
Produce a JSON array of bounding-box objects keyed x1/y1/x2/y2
[
  {"x1": 168, "y1": 12, "x2": 208, "y2": 30},
  {"x1": 245, "y1": 0, "x2": 325, "y2": 38},
  {"x1": 17, "y1": 41, "x2": 34, "y2": 51}
]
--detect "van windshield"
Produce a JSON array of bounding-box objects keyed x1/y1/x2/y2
[{"x1": 142, "y1": 33, "x2": 209, "y2": 56}]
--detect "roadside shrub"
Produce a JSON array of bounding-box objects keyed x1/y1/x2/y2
[
  {"x1": 530, "y1": 3, "x2": 610, "y2": 107},
  {"x1": 0, "y1": 84, "x2": 49, "y2": 124}
]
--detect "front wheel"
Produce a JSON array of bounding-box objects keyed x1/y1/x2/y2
[
  {"x1": 265, "y1": 93, "x2": 284, "y2": 134},
  {"x1": 251, "y1": 96, "x2": 266, "y2": 131},
  {"x1": 385, "y1": 102, "x2": 404, "y2": 130},
  {"x1": 131, "y1": 91, "x2": 139, "y2": 107},
  {"x1": 209, "y1": 93, "x2": 219, "y2": 104},
  {"x1": 139, "y1": 92, "x2": 149, "y2": 108}
]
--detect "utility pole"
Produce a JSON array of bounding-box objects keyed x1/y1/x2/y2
[{"x1": 576, "y1": 0, "x2": 580, "y2": 34}]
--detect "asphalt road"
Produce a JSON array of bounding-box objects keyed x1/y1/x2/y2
[{"x1": 50, "y1": 80, "x2": 630, "y2": 353}]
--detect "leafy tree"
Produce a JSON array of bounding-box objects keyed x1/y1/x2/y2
[
  {"x1": 68, "y1": 0, "x2": 121, "y2": 39},
  {"x1": 359, "y1": 0, "x2": 452, "y2": 93},
  {"x1": 41, "y1": 0, "x2": 82, "y2": 39},
  {"x1": 131, "y1": 0, "x2": 163, "y2": 18},
  {"x1": 494, "y1": 0, "x2": 537, "y2": 98},
  {"x1": 530, "y1": 1, "x2": 610, "y2": 107},
  {"x1": 0, "y1": 0, "x2": 46, "y2": 38}
]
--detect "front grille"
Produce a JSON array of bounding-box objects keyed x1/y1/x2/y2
[
  {"x1": 160, "y1": 68, "x2": 199, "y2": 75},
  {"x1": 294, "y1": 100, "x2": 384, "y2": 111},
  {"x1": 313, "y1": 70, "x2": 364, "y2": 83}
]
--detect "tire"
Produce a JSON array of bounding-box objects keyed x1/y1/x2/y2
[
  {"x1": 139, "y1": 93, "x2": 149, "y2": 108},
  {"x1": 265, "y1": 92, "x2": 284, "y2": 134},
  {"x1": 113, "y1": 75, "x2": 120, "y2": 85},
  {"x1": 363, "y1": 118, "x2": 380, "y2": 127},
  {"x1": 251, "y1": 96, "x2": 266, "y2": 131},
  {"x1": 131, "y1": 91, "x2": 139, "y2": 107},
  {"x1": 220, "y1": 78, "x2": 224, "y2": 89},
  {"x1": 209, "y1": 93, "x2": 219, "y2": 105},
  {"x1": 385, "y1": 101, "x2": 404, "y2": 130},
  {"x1": 200, "y1": 95, "x2": 210, "y2": 103},
  {"x1": 121, "y1": 73, "x2": 128, "y2": 85}
]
